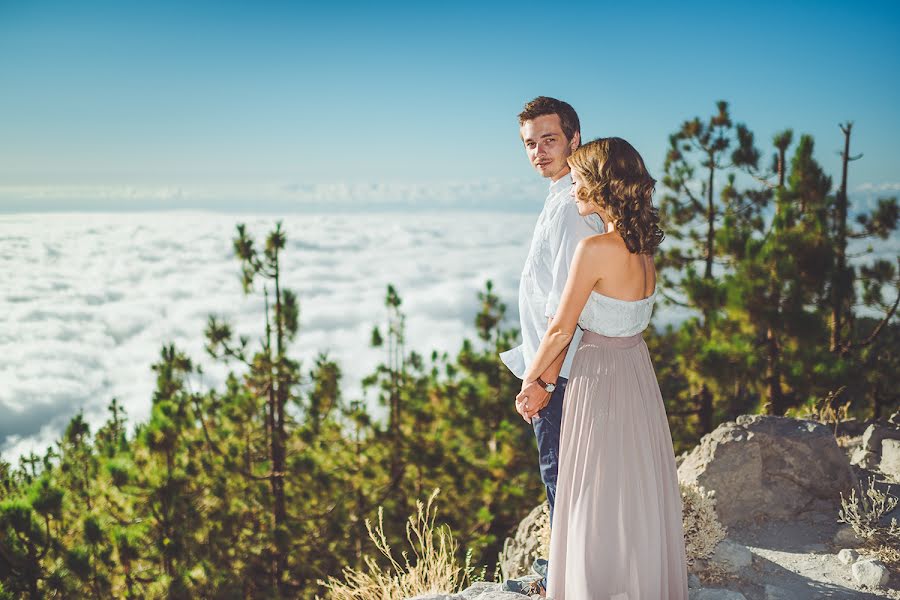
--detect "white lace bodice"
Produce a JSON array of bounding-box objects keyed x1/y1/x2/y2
[{"x1": 577, "y1": 288, "x2": 658, "y2": 337}]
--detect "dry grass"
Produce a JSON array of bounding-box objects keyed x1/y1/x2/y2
[
  {"x1": 318, "y1": 489, "x2": 474, "y2": 600},
  {"x1": 680, "y1": 482, "x2": 727, "y2": 568},
  {"x1": 838, "y1": 475, "x2": 900, "y2": 550},
  {"x1": 532, "y1": 502, "x2": 551, "y2": 562},
  {"x1": 794, "y1": 386, "x2": 852, "y2": 436}
]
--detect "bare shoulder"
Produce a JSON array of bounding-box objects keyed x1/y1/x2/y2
[{"x1": 578, "y1": 232, "x2": 624, "y2": 257}]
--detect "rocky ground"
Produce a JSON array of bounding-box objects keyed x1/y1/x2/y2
[
  {"x1": 408, "y1": 417, "x2": 900, "y2": 600},
  {"x1": 702, "y1": 495, "x2": 899, "y2": 599},
  {"x1": 681, "y1": 417, "x2": 900, "y2": 600}
]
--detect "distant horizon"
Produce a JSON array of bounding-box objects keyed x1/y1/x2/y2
[{"x1": 0, "y1": 180, "x2": 895, "y2": 215}]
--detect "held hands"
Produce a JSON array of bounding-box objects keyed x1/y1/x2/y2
[{"x1": 515, "y1": 380, "x2": 550, "y2": 423}]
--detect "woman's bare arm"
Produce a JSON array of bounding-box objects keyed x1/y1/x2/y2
[{"x1": 522, "y1": 238, "x2": 601, "y2": 385}]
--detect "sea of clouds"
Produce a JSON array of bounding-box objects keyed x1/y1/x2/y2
[
  {"x1": 2, "y1": 199, "x2": 896, "y2": 465},
  {"x1": 0, "y1": 211, "x2": 555, "y2": 463}
]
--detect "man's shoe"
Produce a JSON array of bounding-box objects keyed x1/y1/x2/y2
[
  {"x1": 531, "y1": 558, "x2": 548, "y2": 578},
  {"x1": 501, "y1": 576, "x2": 542, "y2": 595},
  {"x1": 527, "y1": 579, "x2": 547, "y2": 597}
]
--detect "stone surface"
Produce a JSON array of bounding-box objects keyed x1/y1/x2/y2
[
  {"x1": 763, "y1": 584, "x2": 796, "y2": 600},
  {"x1": 833, "y1": 524, "x2": 865, "y2": 547},
  {"x1": 710, "y1": 538, "x2": 753, "y2": 573},
  {"x1": 837, "y1": 548, "x2": 860, "y2": 565},
  {"x1": 688, "y1": 573, "x2": 701, "y2": 588},
  {"x1": 456, "y1": 582, "x2": 500, "y2": 598},
  {"x1": 406, "y1": 583, "x2": 513, "y2": 600},
  {"x1": 862, "y1": 423, "x2": 900, "y2": 453},
  {"x1": 851, "y1": 558, "x2": 890, "y2": 588},
  {"x1": 850, "y1": 447, "x2": 880, "y2": 469},
  {"x1": 677, "y1": 415, "x2": 857, "y2": 526},
  {"x1": 689, "y1": 589, "x2": 747, "y2": 600},
  {"x1": 880, "y1": 438, "x2": 900, "y2": 477},
  {"x1": 408, "y1": 587, "x2": 530, "y2": 600},
  {"x1": 497, "y1": 502, "x2": 547, "y2": 580}
]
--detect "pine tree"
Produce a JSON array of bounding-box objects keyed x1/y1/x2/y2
[{"x1": 659, "y1": 101, "x2": 759, "y2": 432}]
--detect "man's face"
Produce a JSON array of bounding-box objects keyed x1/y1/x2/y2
[{"x1": 520, "y1": 114, "x2": 580, "y2": 181}]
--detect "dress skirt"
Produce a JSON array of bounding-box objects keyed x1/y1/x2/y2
[{"x1": 545, "y1": 331, "x2": 688, "y2": 600}]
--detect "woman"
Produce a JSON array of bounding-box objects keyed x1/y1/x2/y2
[{"x1": 516, "y1": 138, "x2": 688, "y2": 599}]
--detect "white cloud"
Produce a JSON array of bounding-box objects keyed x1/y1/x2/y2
[{"x1": 0, "y1": 211, "x2": 543, "y2": 464}]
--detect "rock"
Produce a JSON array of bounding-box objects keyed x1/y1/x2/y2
[
  {"x1": 406, "y1": 583, "x2": 508, "y2": 600},
  {"x1": 455, "y1": 582, "x2": 501, "y2": 599},
  {"x1": 677, "y1": 415, "x2": 857, "y2": 526},
  {"x1": 710, "y1": 538, "x2": 753, "y2": 572},
  {"x1": 688, "y1": 573, "x2": 701, "y2": 588},
  {"x1": 889, "y1": 411, "x2": 900, "y2": 426},
  {"x1": 802, "y1": 542, "x2": 827, "y2": 552},
  {"x1": 881, "y1": 439, "x2": 900, "y2": 477},
  {"x1": 863, "y1": 423, "x2": 900, "y2": 453},
  {"x1": 851, "y1": 558, "x2": 890, "y2": 588},
  {"x1": 838, "y1": 548, "x2": 860, "y2": 565},
  {"x1": 834, "y1": 417, "x2": 869, "y2": 438},
  {"x1": 850, "y1": 447, "x2": 879, "y2": 469},
  {"x1": 833, "y1": 524, "x2": 865, "y2": 547},
  {"x1": 498, "y1": 502, "x2": 547, "y2": 580},
  {"x1": 689, "y1": 589, "x2": 747, "y2": 600},
  {"x1": 807, "y1": 511, "x2": 831, "y2": 524},
  {"x1": 764, "y1": 584, "x2": 796, "y2": 600}
]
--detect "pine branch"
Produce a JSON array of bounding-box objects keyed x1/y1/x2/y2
[
  {"x1": 841, "y1": 284, "x2": 900, "y2": 352},
  {"x1": 660, "y1": 289, "x2": 692, "y2": 308}
]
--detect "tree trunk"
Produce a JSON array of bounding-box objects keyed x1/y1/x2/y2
[
  {"x1": 764, "y1": 328, "x2": 783, "y2": 414},
  {"x1": 831, "y1": 123, "x2": 852, "y2": 352},
  {"x1": 705, "y1": 154, "x2": 716, "y2": 279},
  {"x1": 698, "y1": 384, "x2": 713, "y2": 434},
  {"x1": 271, "y1": 254, "x2": 288, "y2": 594},
  {"x1": 765, "y1": 144, "x2": 788, "y2": 414}
]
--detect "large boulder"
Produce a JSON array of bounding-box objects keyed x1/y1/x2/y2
[
  {"x1": 497, "y1": 502, "x2": 547, "y2": 580},
  {"x1": 677, "y1": 415, "x2": 857, "y2": 526}
]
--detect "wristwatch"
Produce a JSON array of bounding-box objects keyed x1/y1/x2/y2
[{"x1": 536, "y1": 376, "x2": 556, "y2": 394}]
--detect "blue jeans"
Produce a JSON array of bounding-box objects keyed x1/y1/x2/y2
[{"x1": 531, "y1": 376, "x2": 566, "y2": 530}]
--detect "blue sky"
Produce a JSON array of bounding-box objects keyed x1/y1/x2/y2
[{"x1": 1, "y1": 1, "x2": 898, "y2": 210}]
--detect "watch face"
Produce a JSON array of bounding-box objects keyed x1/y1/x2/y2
[{"x1": 546, "y1": 383, "x2": 556, "y2": 393}]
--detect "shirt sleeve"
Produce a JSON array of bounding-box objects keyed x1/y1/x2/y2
[{"x1": 545, "y1": 200, "x2": 604, "y2": 318}]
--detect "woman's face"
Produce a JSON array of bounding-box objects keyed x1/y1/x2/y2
[{"x1": 569, "y1": 167, "x2": 596, "y2": 217}]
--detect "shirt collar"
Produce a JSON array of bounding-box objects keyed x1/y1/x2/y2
[{"x1": 548, "y1": 171, "x2": 573, "y2": 197}]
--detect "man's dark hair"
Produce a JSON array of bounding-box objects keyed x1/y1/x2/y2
[{"x1": 518, "y1": 96, "x2": 581, "y2": 142}]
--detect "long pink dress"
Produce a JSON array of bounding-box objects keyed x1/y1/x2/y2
[{"x1": 545, "y1": 289, "x2": 688, "y2": 600}]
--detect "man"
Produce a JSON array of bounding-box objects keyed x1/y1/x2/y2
[{"x1": 499, "y1": 97, "x2": 603, "y2": 596}]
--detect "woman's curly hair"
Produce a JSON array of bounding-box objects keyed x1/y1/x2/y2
[{"x1": 568, "y1": 137, "x2": 664, "y2": 255}]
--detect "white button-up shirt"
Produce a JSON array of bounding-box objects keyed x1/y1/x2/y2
[{"x1": 500, "y1": 173, "x2": 604, "y2": 380}]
